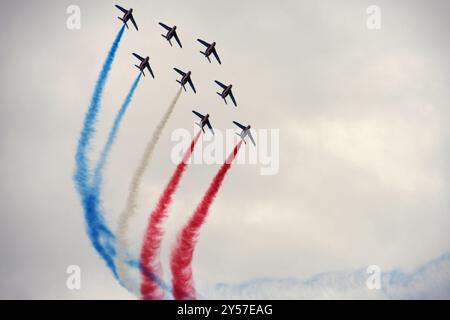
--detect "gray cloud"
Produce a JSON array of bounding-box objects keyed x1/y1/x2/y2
[{"x1": 203, "y1": 253, "x2": 450, "y2": 299}]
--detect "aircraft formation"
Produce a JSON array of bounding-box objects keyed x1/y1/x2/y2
[{"x1": 115, "y1": 4, "x2": 256, "y2": 146}]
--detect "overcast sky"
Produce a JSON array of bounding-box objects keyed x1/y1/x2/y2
[{"x1": 0, "y1": 0, "x2": 449, "y2": 299}]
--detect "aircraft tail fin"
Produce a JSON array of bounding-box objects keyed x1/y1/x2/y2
[
  {"x1": 216, "y1": 92, "x2": 227, "y2": 104},
  {"x1": 118, "y1": 17, "x2": 129, "y2": 28},
  {"x1": 200, "y1": 51, "x2": 212, "y2": 63},
  {"x1": 162, "y1": 34, "x2": 172, "y2": 46},
  {"x1": 195, "y1": 122, "x2": 205, "y2": 133},
  {"x1": 177, "y1": 80, "x2": 186, "y2": 91},
  {"x1": 161, "y1": 34, "x2": 172, "y2": 46},
  {"x1": 235, "y1": 132, "x2": 246, "y2": 143},
  {"x1": 134, "y1": 65, "x2": 144, "y2": 76}
]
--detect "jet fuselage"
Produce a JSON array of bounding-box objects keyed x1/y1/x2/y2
[
  {"x1": 222, "y1": 84, "x2": 233, "y2": 98},
  {"x1": 181, "y1": 71, "x2": 191, "y2": 85},
  {"x1": 240, "y1": 126, "x2": 251, "y2": 137},
  {"x1": 123, "y1": 9, "x2": 133, "y2": 22},
  {"x1": 167, "y1": 26, "x2": 177, "y2": 39},
  {"x1": 200, "y1": 114, "x2": 210, "y2": 127},
  {"x1": 241, "y1": 128, "x2": 251, "y2": 139},
  {"x1": 205, "y1": 42, "x2": 216, "y2": 56},
  {"x1": 139, "y1": 57, "x2": 149, "y2": 71}
]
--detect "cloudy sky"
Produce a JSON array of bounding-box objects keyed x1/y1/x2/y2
[{"x1": 0, "y1": 0, "x2": 449, "y2": 299}]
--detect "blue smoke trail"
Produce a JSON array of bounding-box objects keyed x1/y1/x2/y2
[
  {"x1": 81, "y1": 73, "x2": 142, "y2": 280},
  {"x1": 84, "y1": 73, "x2": 142, "y2": 280},
  {"x1": 81, "y1": 188, "x2": 118, "y2": 277},
  {"x1": 73, "y1": 26, "x2": 125, "y2": 278},
  {"x1": 74, "y1": 25, "x2": 125, "y2": 195},
  {"x1": 73, "y1": 25, "x2": 174, "y2": 295},
  {"x1": 93, "y1": 72, "x2": 142, "y2": 188}
]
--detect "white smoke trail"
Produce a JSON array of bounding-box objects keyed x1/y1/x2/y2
[{"x1": 116, "y1": 88, "x2": 183, "y2": 294}]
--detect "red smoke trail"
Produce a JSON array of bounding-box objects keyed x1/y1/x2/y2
[
  {"x1": 140, "y1": 130, "x2": 201, "y2": 300},
  {"x1": 170, "y1": 141, "x2": 243, "y2": 300}
]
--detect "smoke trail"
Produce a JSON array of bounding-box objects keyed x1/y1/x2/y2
[
  {"x1": 74, "y1": 25, "x2": 125, "y2": 195},
  {"x1": 140, "y1": 130, "x2": 202, "y2": 300},
  {"x1": 77, "y1": 73, "x2": 141, "y2": 280},
  {"x1": 73, "y1": 26, "x2": 125, "y2": 277},
  {"x1": 116, "y1": 88, "x2": 182, "y2": 291},
  {"x1": 79, "y1": 73, "x2": 141, "y2": 281},
  {"x1": 93, "y1": 72, "x2": 142, "y2": 188},
  {"x1": 170, "y1": 141, "x2": 243, "y2": 300}
]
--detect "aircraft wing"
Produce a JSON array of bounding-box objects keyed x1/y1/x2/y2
[
  {"x1": 132, "y1": 53, "x2": 144, "y2": 61},
  {"x1": 214, "y1": 80, "x2": 227, "y2": 90},
  {"x1": 192, "y1": 110, "x2": 205, "y2": 120},
  {"x1": 146, "y1": 63, "x2": 155, "y2": 78},
  {"x1": 173, "y1": 68, "x2": 186, "y2": 77},
  {"x1": 197, "y1": 39, "x2": 210, "y2": 47},
  {"x1": 188, "y1": 78, "x2": 196, "y2": 93},
  {"x1": 174, "y1": 32, "x2": 182, "y2": 48},
  {"x1": 229, "y1": 91, "x2": 237, "y2": 107},
  {"x1": 247, "y1": 131, "x2": 256, "y2": 146},
  {"x1": 206, "y1": 120, "x2": 215, "y2": 135},
  {"x1": 233, "y1": 121, "x2": 246, "y2": 130},
  {"x1": 130, "y1": 14, "x2": 138, "y2": 31},
  {"x1": 212, "y1": 48, "x2": 222, "y2": 65},
  {"x1": 159, "y1": 22, "x2": 171, "y2": 31},
  {"x1": 115, "y1": 5, "x2": 128, "y2": 13}
]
